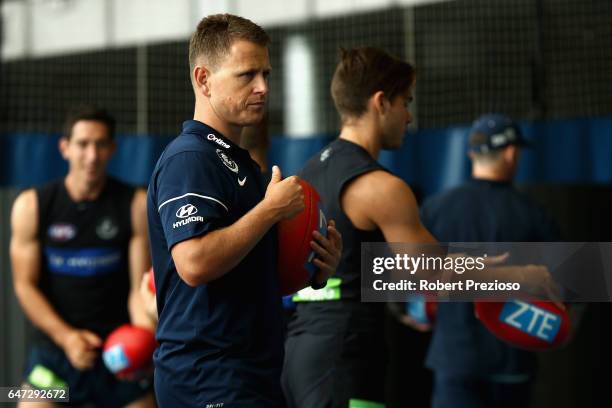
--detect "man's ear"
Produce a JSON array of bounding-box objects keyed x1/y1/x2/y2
[
  {"x1": 370, "y1": 91, "x2": 387, "y2": 115},
  {"x1": 58, "y1": 137, "x2": 69, "y2": 160},
  {"x1": 193, "y1": 65, "x2": 212, "y2": 97},
  {"x1": 503, "y1": 145, "x2": 518, "y2": 163}
]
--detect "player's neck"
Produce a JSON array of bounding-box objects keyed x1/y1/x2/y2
[
  {"x1": 248, "y1": 147, "x2": 268, "y2": 172},
  {"x1": 64, "y1": 173, "x2": 107, "y2": 202},
  {"x1": 339, "y1": 121, "x2": 381, "y2": 159},
  {"x1": 472, "y1": 166, "x2": 513, "y2": 182},
  {"x1": 194, "y1": 100, "x2": 242, "y2": 145}
]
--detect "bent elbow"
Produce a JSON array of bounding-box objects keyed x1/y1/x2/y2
[
  {"x1": 175, "y1": 262, "x2": 216, "y2": 287},
  {"x1": 176, "y1": 264, "x2": 203, "y2": 287}
]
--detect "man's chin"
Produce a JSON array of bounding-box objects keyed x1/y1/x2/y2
[{"x1": 84, "y1": 171, "x2": 105, "y2": 183}]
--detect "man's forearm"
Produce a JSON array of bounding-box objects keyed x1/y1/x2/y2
[
  {"x1": 174, "y1": 199, "x2": 279, "y2": 286},
  {"x1": 14, "y1": 283, "x2": 73, "y2": 348},
  {"x1": 128, "y1": 290, "x2": 156, "y2": 330}
]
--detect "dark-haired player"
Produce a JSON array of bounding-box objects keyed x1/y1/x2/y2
[
  {"x1": 282, "y1": 47, "x2": 432, "y2": 408},
  {"x1": 11, "y1": 105, "x2": 155, "y2": 407}
]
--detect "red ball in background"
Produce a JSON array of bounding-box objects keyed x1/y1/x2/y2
[
  {"x1": 102, "y1": 324, "x2": 156, "y2": 378},
  {"x1": 474, "y1": 300, "x2": 570, "y2": 351},
  {"x1": 147, "y1": 267, "x2": 156, "y2": 293},
  {"x1": 277, "y1": 179, "x2": 327, "y2": 296},
  {"x1": 425, "y1": 301, "x2": 438, "y2": 324},
  {"x1": 405, "y1": 294, "x2": 438, "y2": 325}
]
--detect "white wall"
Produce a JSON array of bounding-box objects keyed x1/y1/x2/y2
[
  {"x1": 30, "y1": 0, "x2": 107, "y2": 57},
  {"x1": 112, "y1": 0, "x2": 193, "y2": 46},
  {"x1": 283, "y1": 35, "x2": 317, "y2": 137},
  {"x1": 2, "y1": 1, "x2": 28, "y2": 60},
  {"x1": 236, "y1": 0, "x2": 309, "y2": 25},
  {"x1": 2, "y1": 0, "x2": 453, "y2": 61}
]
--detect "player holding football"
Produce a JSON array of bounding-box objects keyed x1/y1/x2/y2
[{"x1": 146, "y1": 14, "x2": 342, "y2": 407}]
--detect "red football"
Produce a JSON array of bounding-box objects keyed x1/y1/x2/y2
[
  {"x1": 102, "y1": 324, "x2": 157, "y2": 377},
  {"x1": 277, "y1": 179, "x2": 327, "y2": 295},
  {"x1": 474, "y1": 300, "x2": 570, "y2": 351},
  {"x1": 147, "y1": 267, "x2": 156, "y2": 293}
]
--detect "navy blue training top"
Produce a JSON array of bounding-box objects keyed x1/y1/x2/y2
[
  {"x1": 420, "y1": 179, "x2": 559, "y2": 380},
  {"x1": 289, "y1": 139, "x2": 387, "y2": 336},
  {"x1": 147, "y1": 120, "x2": 284, "y2": 407},
  {"x1": 35, "y1": 177, "x2": 133, "y2": 346}
]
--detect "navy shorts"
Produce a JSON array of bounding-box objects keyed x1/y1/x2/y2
[
  {"x1": 282, "y1": 330, "x2": 386, "y2": 408},
  {"x1": 431, "y1": 372, "x2": 532, "y2": 408},
  {"x1": 23, "y1": 345, "x2": 153, "y2": 407}
]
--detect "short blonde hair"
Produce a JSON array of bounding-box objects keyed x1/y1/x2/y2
[{"x1": 189, "y1": 14, "x2": 270, "y2": 72}]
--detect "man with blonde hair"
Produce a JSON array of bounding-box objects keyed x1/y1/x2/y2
[{"x1": 147, "y1": 14, "x2": 341, "y2": 407}]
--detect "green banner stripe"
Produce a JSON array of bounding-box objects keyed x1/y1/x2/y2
[
  {"x1": 349, "y1": 399, "x2": 386, "y2": 408},
  {"x1": 28, "y1": 365, "x2": 67, "y2": 389},
  {"x1": 292, "y1": 287, "x2": 340, "y2": 302},
  {"x1": 324, "y1": 278, "x2": 342, "y2": 288},
  {"x1": 292, "y1": 278, "x2": 342, "y2": 302}
]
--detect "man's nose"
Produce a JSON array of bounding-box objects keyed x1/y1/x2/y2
[
  {"x1": 85, "y1": 144, "x2": 99, "y2": 162},
  {"x1": 253, "y1": 74, "x2": 268, "y2": 96}
]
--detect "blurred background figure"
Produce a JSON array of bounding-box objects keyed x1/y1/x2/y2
[
  {"x1": 419, "y1": 113, "x2": 560, "y2": 408},
  {"x1": 282, "y1": 46, "x2": 434, "y2": 408},
  {"x1": 10, "y1": 105, "x2": 156, "y2": 407}
]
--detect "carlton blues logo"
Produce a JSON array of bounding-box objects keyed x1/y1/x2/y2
[
  {"x1": 96, "y1": 217, "x2": 119, "y2": 240},
  {"x1": 216, "y1": 149, "x2": 239, "y2": 173}
]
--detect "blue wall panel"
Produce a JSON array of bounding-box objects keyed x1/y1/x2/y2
[{"x1": 3, "y1": 118, "x2": 612, "y2": 198}]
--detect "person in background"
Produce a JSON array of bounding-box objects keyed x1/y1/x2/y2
[
  {"x1": 282, "y1": 47, "x2": 436, "y2": 408},
  {"x1": 11, "y1": 104, "x2": 156, "y2": 407},
  {"x1": 420, "y1": 113, "x2": 560, "y2": 408}
]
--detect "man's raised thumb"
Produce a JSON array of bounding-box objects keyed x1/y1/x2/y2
[{"x1": 270, "y1": 165, "x2": 282, "y2": 183}]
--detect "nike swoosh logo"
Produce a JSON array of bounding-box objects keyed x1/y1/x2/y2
[{"x1": 238, "y1": 177, "x2": 247, "y2": 186}]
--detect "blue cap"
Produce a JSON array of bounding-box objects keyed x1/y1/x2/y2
[{"x1": 469, "y1": 114, "x2": 527, "y2": 153}]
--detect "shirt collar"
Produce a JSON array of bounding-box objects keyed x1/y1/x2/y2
[
  {"x1": 182, "y1": 120, "x2": 254, "y2": 161},
  {"x1": 469, "y1": 177, "x2": 513, "y2": 188}
]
